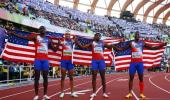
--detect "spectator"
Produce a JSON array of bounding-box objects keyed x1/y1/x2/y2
[{"x1": 0, "y1": 25, "x2": 7, "y2": 54}]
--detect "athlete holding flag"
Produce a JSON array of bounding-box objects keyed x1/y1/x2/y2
[
  {"x1": 75, "y1": 33, "x2": 111, "y2": 98},
  {"x1": 59, "y1": 31, "x2": 78, "y2": 98},
  {"x1": 8, "y1": 26, "x2": 60, "y2": 100},
  {"x1": 111, "y1": 31, "x2": 166, "y2": 99}
]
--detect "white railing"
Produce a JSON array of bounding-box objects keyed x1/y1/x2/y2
[{"x1": 0, "y1": 65, "x2": 57, "y2": 86}]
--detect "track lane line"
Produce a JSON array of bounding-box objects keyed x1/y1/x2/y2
[
  {"x1": 132, "y1": 90, "x2": 139, "y2": 100},
  {"x1": 49, "y1": 75, "x2": 114, "y2": 98},
  {"x1": 149, "y1": 75, "x2": 170, "y2": 94},
  {"x1": 90, "y1": 76, "x2": 126, "y2": 100},
  {"x1": 165, "y1": 74, "x2": 170, "y2": 82},
  {"x1": 0, "y1": 76, "x2": 89, "y2": 99}
]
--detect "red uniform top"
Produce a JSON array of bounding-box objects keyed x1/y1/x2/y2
[
  {"x1": 35, "y1": 35, "x2": 49, "y2": 60},
  {"x1": 131, "y1": 41, "x2": 144, "y2": 62},
  {"x1": 92, "y1": 41, "x2": 104, "y2": 60},
  {"x1": 61, "y1": 39, "x2": 74, "y2": 60}
]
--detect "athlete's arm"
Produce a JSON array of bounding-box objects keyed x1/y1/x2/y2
[
  {"x1": 76, "y1": 41, "x2": 92, "y2": 49},
  {"x1": 144, "y1": 42, "x2": 166, "y2": 50},
  {"x1": 110, "y1": 42, "x2": 131, "y2": 51},
  {"x1": 74, "y1": 37, "x2": 92, "y2": 49},
  {"x1": 104, "y1": 44, "x2": 112, "y2": 49},
  {"x1": 8, "y1": 31, "x2": 36, "y2": 41}
]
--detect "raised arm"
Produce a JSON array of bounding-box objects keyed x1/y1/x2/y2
[
  {"x1": 8, "y1": 30, "x2": 36, "y2": 41},
  {"x1": 105, "y1": 42, "x2": 131, "y2": 51},
  {"x1": 75, "y1": 41, "x2": 92, "y2": 49},
  {"x1": 144, "y1": 42, "x2": 166, "y2": 50},
  {"x1": 104, "y1": 44, "x2": 112, "y2": 49},
  {"x1": 74, "y1": 37, "x2": 92, "y2": 49}
]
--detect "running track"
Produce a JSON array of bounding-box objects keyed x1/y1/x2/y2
[{"x1": 0, "y1": 72, "x2": 170, "y2": 100}]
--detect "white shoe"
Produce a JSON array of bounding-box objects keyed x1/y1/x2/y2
[
  {"x1": 43, "y1": 95, "x2": 50, "y2": 100},
  {"x1": 33, "y1": 95, "x2": 39, "y2": 100},
  {"x1": 103, "y1": 93, "x2": 109, "y2": 98},
  {"x1": 71, "y1": 92, "x2": 78, "y2": 98},
  {"x1": 59, "y1": 92, "x2": 65, "y2": 98},
  {"x1": 90, "y1": 93, "x2": 96, "y2": 98}
]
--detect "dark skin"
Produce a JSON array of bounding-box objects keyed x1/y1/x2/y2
[
  {"x1": 75, "y1": 34, "x2": 110, "y2": 94},
  {"x1": 8, "y1": 27, "x2": 60, "y2": 52},
  {"x1": 112, "y1": 32, "x2": 166, "y2": 51},
  {"x1": 8, "y1": 27, "x2": 60, "y2": 96},
  {"x1": 111, "y1": 32, "x2": 166, "y2": 93},
  {"x1": 60, "y1": 33, "x2": 75, "y2": 94}
]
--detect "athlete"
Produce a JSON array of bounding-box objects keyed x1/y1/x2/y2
[
  {"x1": 75, "y1": 33, "x2": 110, "y2": 98},
  {"x1": 9, "y1": 26, "x2": 59, "y2": 100},
  {"x1": 59, "y1": 32, "x2": 78, "y2": 98},
  {"x1": 112, "y1": 31, "x2": 166, "y2": 99}
]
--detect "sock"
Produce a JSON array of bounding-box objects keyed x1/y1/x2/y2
[{"x1": 139, "y1": 82, "x2": 144, "y2": 93}]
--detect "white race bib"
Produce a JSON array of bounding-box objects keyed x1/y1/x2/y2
[
  {"x1": 37, "y1": 45, "x2": 48, "y2": 54},
  {"x1": 94, "y1": 47, "x2": 103, "y2": 53},
  {"x1": 132, "y1": 52, "x2": 142, "y2": 58}
]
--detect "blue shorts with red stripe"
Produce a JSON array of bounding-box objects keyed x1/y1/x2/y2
[{"x1": 129, "y1": 62, "x2": 144, "y2": 75}]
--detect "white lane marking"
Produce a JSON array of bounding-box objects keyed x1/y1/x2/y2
[
  {"x1": 165, "y1": 74, "x2": 170, "y2": 82},
  {"x1": 117, "y1": 79, "x2": 128, "y2": 81},
  {"x1": 149, "y1": 76, "x2": 170, "y2": 94},
  {"x1": 0, "y1": 77, "x2": 87, "y2": 99},
  {"x1": 132, "y1": 90, "x2": 139, "y2": 100},
  {"x1": 90, "y1": 77, "x2": 126, "y2": 100},
  {"x1": 65, "y1": 89, "x2": 92, "y2": 95}
]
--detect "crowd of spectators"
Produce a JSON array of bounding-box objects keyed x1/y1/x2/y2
[
  {"x1": 1, "y1": 0, "x2": 170, "y2": 39},
  {"x1": 152, "y1": 24, "x2": 170, "y2": 36},
  {"x1": 0, "y1": 0, "x2": 121, "y2": 37}
]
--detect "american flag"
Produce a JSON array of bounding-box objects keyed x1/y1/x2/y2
[
  {"x1": 114, "y1": 40, "x2": 165, "y2": 71},
  {"x1": 1, "y1": 31, "x2": 121, "y2": 67},
  {"x1": 72, "y1": 37, "x2": 122, "y2": 66},
  {"x1": 0, "y1": 27, "x2": 6, "y2": 51},
  {"x1": 1, "y1": 31, "x2": 63, "y2": 66},
  {"x1": 3, "y1": 31, "x2": 163, "y2": 70}
]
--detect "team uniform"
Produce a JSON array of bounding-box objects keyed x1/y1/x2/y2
[
  {"x1": 90, "y1": 40, "x2": 109, "y2": 98},
  {"x1": 91, "y1": 40, "x2": 106, "y2": 71},
  {"x1": 61, "y1": 39, "x2": 74, "y2": 70},
  {"x1": 129, "y1": 41, "x2": 144, "y2": 74},
  {"x1": 59, "y1": 39, "x2": 78, "y2": 98},
  {"x1": 125, "y1": 40, "x2": 146, "y2": 99},
  {"x1": 34, "y1": 35, "x2": 49, "y2": 71}
]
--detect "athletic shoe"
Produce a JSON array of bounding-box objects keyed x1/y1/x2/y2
[
  {"x1": 139, "y1": 93, "x2": 146, "y2": 99},
  {"x1": 59, "y1": 92, "x2": 65, "y2": 98},
  {"x1": 71, "y1": 92, "x2": 78, "y2": 98},
  {"x1": 103, "y1": 93, "x2": 109, "y2": 98},
  {"x1": 90, "y1": 93, "x2": 96, "y2": 98},
  {"x1": 125, "y1": 93, "x2": 132, "y2": 98},
  {"x1": 33, "y1": 95, "x2": 39, "y2": 100},
  {"x1": 42, "y1": 95, "x2": 50, "y2": 100}
]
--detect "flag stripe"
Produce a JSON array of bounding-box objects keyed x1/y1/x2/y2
[
  {"x1": 4, "y1": 50, "x2": 35, "y2": 58},
  {"x1": 115, "y1": 40, "x2": 165, "y2": 71},
  {"x1": 72, "y1": 38, "x2": 121, "y2": 66},
  {"x1": 2, "y1": 32, "x2": 164, "y2": 70}
]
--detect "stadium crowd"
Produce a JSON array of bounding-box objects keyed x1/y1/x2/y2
[{"x1": 1, "y1": 0, "x2": 170, "y2": 38}]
